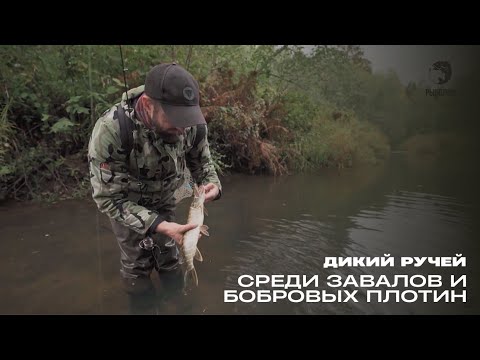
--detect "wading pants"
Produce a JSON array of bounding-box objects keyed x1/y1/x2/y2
[{"x1": 110, "y1": 216, "x2": 183, "y2": 296}]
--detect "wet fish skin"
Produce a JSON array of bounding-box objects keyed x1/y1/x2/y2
[{"x1": 181, "y1": 184, "x2": 209, "y2": 287}]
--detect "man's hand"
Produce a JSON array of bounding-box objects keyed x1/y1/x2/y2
[
  {"x1": 203, "y1": 183, "x2": 220, "y2": 203},
  {"x1": 155, "y1": 221, "x2": 198, "y2": 246}
]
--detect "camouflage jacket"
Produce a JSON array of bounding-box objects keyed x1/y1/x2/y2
[{"x1": 88, "y1": 85, "x2": 222, "y2": 236}]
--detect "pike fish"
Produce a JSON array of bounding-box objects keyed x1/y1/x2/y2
[{"x1": 180, "y1": 184, "x2": 209, "y2": 287}]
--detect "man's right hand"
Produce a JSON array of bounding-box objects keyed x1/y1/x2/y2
[{"x1": 155, "y1": 221, "x2": 198, "y2": 246}]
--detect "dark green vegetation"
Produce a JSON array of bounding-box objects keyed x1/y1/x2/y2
[{"x1": 1, "y1": 45, "x2": 478, "y2": 202}]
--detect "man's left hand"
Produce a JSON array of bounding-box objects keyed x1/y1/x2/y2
[{"x1": 203, "y1": 183, "x2": 220, "y2": 203}]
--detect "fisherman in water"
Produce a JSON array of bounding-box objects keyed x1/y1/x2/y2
[{"x1": 88, "y1": 62, "x2": 222, "y2": 313}]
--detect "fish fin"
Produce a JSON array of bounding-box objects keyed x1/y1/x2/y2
[
  {"x1": 184, "y1": 268, "x2": 199, "y2": 287},
  {"x1": 195, "y1": 247, "x2": 204, "y2": 262},
  {"x1": 192, "y1": 268, "x2": 198, "y2": 286},
  {"x1": 200, "y1": 225, "x2": 210, "y2": 237},
  {"x1": 203, "y1": 205, "x2": 208, "y2": 217},
  {"x1": 193, "y1": 183, "x2": 200, "y2": 197}
]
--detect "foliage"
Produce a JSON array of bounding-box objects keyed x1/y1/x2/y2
[{"x1": 2, "y1": 45, "x2": 476, "y2": 202}]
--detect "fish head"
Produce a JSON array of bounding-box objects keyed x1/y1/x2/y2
[{"x1": 192, "y1": 183, "x2": 206, "y2": 208}]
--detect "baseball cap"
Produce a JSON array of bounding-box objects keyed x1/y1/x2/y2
[{"x1": 144, "y1": 62, "x2": 206, "y2": 128}]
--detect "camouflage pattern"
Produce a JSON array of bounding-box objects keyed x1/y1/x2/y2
[
  {"x1": 88, "y1": 85, "x2": 222, "y2": 236},
  {"x1": 109, "y1": 216, "x2": 182, "y2": 293}
]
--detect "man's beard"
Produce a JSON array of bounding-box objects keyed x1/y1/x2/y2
[{"x1": 156, "y1": 128, "x2": 181, "y2": 143}]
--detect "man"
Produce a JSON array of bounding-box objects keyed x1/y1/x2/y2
[{"x1": 88, "y1": 63, "x2": 222, "y2": 309}]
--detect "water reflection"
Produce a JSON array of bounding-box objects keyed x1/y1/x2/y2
[
  {"x1": 0, "y1": 154, "x2": 478, "y2": 315},
  {"x1": 221, "y1": 188, "x2": 477, "y2": 315}
]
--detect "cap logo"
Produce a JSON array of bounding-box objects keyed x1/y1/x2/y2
[{"x1": 183, "y1": 87, "x2": 195, "y2": 101}]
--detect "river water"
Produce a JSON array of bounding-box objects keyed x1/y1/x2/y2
[{"x1": 0, "y1": 152, "x2": 478, "y2": 315}]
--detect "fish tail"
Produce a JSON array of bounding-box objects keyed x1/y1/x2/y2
[{"x1": 184, "y1": 267, "x2": 199, "y2": 287}]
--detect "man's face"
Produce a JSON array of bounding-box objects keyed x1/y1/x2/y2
[{"x1": 149, "y1": 101, "x2": 185, "y2": 143}]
